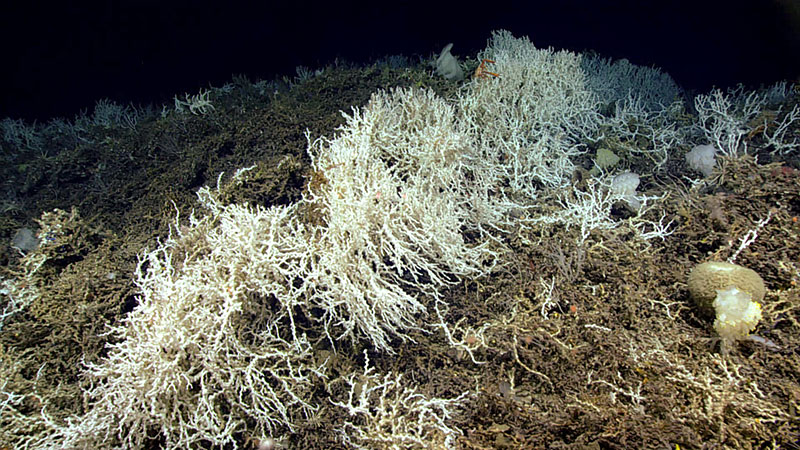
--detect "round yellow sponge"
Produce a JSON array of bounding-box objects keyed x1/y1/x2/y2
[{"x1": 687, "y1": 261, "x2": 765, "y2": 316}]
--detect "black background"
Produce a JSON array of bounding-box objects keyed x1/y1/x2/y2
[{"x1": 2, "y1": 0, "x2": 799, "y2": 122}]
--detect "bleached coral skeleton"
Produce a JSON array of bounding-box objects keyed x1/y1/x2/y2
[
  {"x1": 458, "y1": 30, "x2": 601, "y2": 196},
  {"x1": 174, "y1": 88, "x2": 215, "y2": 115},
  {"x1": 694, "y1": 85, "x2": 768, "y2": 156},
  {"x1": 305, "y1": 88, "x2": 502, "y2": 351},
  {"x1": 331, "y1": 351, "x2": 469, "y2": 450},
  {"x1": 42, "y1": 183, "x2": 325, "y2": 449}
]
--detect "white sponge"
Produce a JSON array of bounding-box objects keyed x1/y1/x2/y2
[
  {"x1": 435, "y1": 43, "x2": 464, "y2": 81},
  {"x1": 685, "y1": 144, "x2": 718, "y2": 177},
  {"x1": 713, "y1": 286, "x2": 762, "y2": 347},
  {"x1": 611, "y1": 171, "x2": 641, "y2": 210}
]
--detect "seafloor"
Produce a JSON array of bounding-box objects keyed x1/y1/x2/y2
[{"x1": 1, "y1": 57, "x2": 798, "y2": 449}]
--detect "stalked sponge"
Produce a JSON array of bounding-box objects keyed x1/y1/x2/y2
[{"x1": 687, "y1": 261, "x2": 765, "y2": 317}]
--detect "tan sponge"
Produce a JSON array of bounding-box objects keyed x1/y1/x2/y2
[{"x1": 687, "y1": 261, "x2": 765, "y2": 316}]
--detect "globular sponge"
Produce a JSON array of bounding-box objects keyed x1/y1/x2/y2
[
  {"x1": 685, "y1": 144, "x2": 719, "y2": 177},
  {"x1": 688, "y1": 261, "x2": 766, "y2": 349},
  {"x1": 687, "y1": 261, "x2": 765, "y2": 316}
]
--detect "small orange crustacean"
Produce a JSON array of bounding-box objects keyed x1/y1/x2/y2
[{"x1": 473, "y1": 58, "x2": 500, "y2": 80}]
